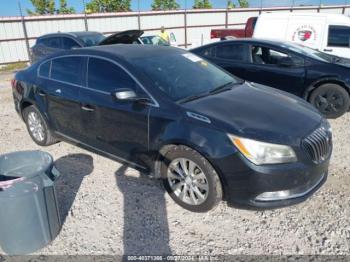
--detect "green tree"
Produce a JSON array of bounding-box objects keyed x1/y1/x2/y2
[
  {"x1": 27, "y1": 0, "x2": 56, "y2": 15},
  {"x1": 238, "y1": 0, "x2": 249, "y2": 8},
  {"x1": 227, "y1": 0, "x2": 235, "y2": 9},
  {"x1": 193, "y1": 0, "x2": 212, "y2": 9},
  {"x1": 58, "y1": 0, "x2": 75, "y2": 14},
  {"x1": 151, "y1": 0, "x2": 180, "y2": 11},
  {"x1": 86, "y1": 0, "x2": 131, "y2": 13}
]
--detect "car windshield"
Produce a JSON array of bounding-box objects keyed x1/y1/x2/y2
[
  {"x1": 281, "y1": 43, "x2": 333, "y2": 62},
  {"x1": 132, "y1": 53, "x2": 237, "y2": 102},
  {"x1": 141, "y1": 36, "x2": 169, "y2": 46},
  {"x1": 77, "y1": 33, "x2": 106, "y2": 47}
]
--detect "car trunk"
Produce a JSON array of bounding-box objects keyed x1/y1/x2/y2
[{"x1": 98, "y1": 30, "x2": 144, "y2": 45}]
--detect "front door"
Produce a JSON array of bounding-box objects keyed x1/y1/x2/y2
[
  {"x1": 244, "y1": 45, "x2": 306, "y2": 96},
  {"x1": 80, "y1": 57, "x2": 150, "y2": 168}
]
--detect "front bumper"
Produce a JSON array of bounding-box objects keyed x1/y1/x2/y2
[{"x1": 213, "y1": 153, "x2": 329, "y2": 210}]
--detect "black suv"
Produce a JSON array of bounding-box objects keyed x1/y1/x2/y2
[
  {"x1": 31, "y1": 30, "x2": 143, "y2": 63},
  {"x1": 13, "y1": 45, "x2": 332, "y2": 212},
  {"x1": 191, "y1": 39, "x2": 350, "y2": 119}
]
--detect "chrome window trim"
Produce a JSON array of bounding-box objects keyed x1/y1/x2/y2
[
  {"x1": 37, "y1": 60, "x2": 52, "y2": 79},
  {"x1": 37, "y1": 54, "x2": 159, "y2": 107}
]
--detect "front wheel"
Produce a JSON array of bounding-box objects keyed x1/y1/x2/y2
[
  {"x1": 161, "y1": 145, "x2": 223, "y2": 212},
  {"x1": 309, "y1": 84, "x2": 350, "y2": 119}
]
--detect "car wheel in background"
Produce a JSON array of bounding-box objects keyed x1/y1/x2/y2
[
  {"x1": 309, "y1": 83, "x2": 350, "y2": 119},
  {"x1": 161, "y1": 145, "x2": 223, "y2": 212},
  {"x1": 23, "y1": 105, "x2": 58, "y2": 146}
]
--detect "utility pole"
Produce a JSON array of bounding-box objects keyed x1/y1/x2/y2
[{"x1": 18, "y1": 1, "x2": 31, "y2": 63}]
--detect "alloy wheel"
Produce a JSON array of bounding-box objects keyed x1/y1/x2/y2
[
  {"x1": 27, "y1": 111, "x2": 45, "y2": 142},
  {"x1": 167, "y1": 158, "x2": 209, "y2": 206}
]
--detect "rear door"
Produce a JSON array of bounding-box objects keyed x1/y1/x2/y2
[
  {"x1": 198, "y1": 42, "x2": 251, "y2": 79},
  {"x1": 45, "y1": 56, "x2": 86, "y2": 140},
  {"x1": 79, "y1": 57, "x2": 151, "y2": 166},
  {"x1": 244, "y1": 44, "x2": 306, "y2": 96},
  {"x1": 324, "y1": 25, "x2": 350, "y2": 58}
]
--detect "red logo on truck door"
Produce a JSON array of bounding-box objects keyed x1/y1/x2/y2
[{"x1": 292, "y1": 25, "x2": 317, "y2": 42}]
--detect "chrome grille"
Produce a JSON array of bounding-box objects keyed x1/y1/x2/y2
[{"x1": 302, "y1": 127, "x2": 332, "y2": 164}]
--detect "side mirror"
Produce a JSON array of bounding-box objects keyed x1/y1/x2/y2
[
  {"x1": 113, "y1": 88, "x2": 137, "y2": 101},
  {"x1": 112, "y1": 88, "x2": 152, "y2": 105}
]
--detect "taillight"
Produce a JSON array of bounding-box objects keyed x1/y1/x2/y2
[
  {"x1": 11, "y1": 79, "x2": 17, "y2": 89},
  {"x1": 211, "y1": 31, "x2": 217, "y2": 39}
]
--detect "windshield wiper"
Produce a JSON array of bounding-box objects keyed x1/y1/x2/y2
[
  {"x1": 177, "y1": 92, "x2": 211, "y2": 104},
  {"x1": 209, "y1": 80, "x2": 244, "y2": 95}
]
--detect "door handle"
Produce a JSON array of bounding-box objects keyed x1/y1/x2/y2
[
  {"x1": 81, "y1": 104, "x2": 95, "y2": 112},
  {"x1": 324, "y1": 48, "x2": 333, "y2": 52},
  {"x1": 37, "y1": 90, "x2": 46, "y2": 97}
]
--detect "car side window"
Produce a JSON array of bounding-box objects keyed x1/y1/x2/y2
[
  {"x1": 197, "y1": 47, "x2": 215, "y2": 58},
  {"x1": 38, "y1": 60, "x2": 51, "y2": 78},
  {"x1": 215, "y1": 44, "x2": 246, "y2": 61},
  {"x1": 328, "y1": 25, "x2": 350, "y2": 47},
  {"x1": 251, "y1": 46, "x2": 303, "y2": 67},
  {"x1": 62, "y1": 37, "x2": 80, "y2": 49},
  {"x1": 51, "y1": 56, "x2": 84, "y2": 85},
  {"x1": 41, "y1": 37, "x2": 62, "y2": 49},
  {"x1": 87, "y1": 58, "x2": 138, "y2": 93}
]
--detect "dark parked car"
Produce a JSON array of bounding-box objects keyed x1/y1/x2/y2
[
  {"x1": 191, "y1": 39, "x2": 350, "y2": 119},
  {"x1": 31, "y1": 30, "x2": 143, "y2": 63},
  {"x1": 12, "y1": 45, "x2": 332, "y2": 212}
]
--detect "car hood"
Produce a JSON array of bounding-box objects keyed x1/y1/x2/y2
[
  {"x1": 183, "y1": 82, "x2": 322, "y2": 145},
  {"x1": 99, "y1": 30, "x2": 144, "y2": 45}
]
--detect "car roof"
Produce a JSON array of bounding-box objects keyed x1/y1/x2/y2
[
  {"x1": 192, "y1": 38, "x2": 290, "y2": 50},
  {"x1": 46, "y1": 44, "x2": 185, "y2": 62},
  {"x1": 38, "y1": 31, "x2": 102, "y2": 39}
]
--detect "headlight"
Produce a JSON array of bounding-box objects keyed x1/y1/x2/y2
[{"x1": 228, "y1": 135, "x2": 297, "y2": 165}]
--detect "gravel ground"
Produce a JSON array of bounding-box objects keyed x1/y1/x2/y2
[{"x1": 0, "y1": 72, "x2": 349, "y2": 256}]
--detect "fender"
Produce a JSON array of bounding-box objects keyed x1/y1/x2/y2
[{"x1": 303, "y1": 77, "x2": 350, "y2": 100}]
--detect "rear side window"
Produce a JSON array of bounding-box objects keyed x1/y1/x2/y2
[
  {"x1": 62, "y1": 37, "x2": 80, "y2": 49},
  {"x1": 196, "y1": 46, "x2": 215, "y2": 58},
  {"x1": 87, "y1": 58, "x2": 137, "y2": 93},
  {"x1": 216, "y1": 44, "x2": 246, "y2": 61},
  {"x1": 38, "y1": 60, "x2": 51, "y2": 78},
  {"x1": 39, "y1": 37, "x2": 62, "y2": 49},
  {"x1": 51, "y1": 56, "x2": 84, "y2": 85},
  {"x1": 328, "y1": 26, "x2": 350, "y2": 47}
]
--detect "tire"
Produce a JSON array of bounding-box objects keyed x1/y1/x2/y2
[
  {"x1": 23, "y1": 105, "x2": 58, "y2": 146},
  {"x1": 161, "y1": 145, "x2": 223, "y2": 212},
  {"x1": 309, "y1": 84, "x2": 350, "y2": 119}
]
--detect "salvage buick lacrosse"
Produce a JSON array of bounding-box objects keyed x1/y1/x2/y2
[{"x1": 12, "y1": 45, "x2": 332, "y2": 212}]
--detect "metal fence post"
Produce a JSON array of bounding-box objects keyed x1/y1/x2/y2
[
  {"x1": 184, "y1": 0, "x2": 188, "y2": 48},
  {"x1": 82, "y1": 0, "x2": 88, "y2": 31},
  {"x1": 18, "y1": 1, "x2": 31, "y2": 63},
  {"x1": 137, "y1": 0, "x2": 141, "y2": 30},
  {"x1": 225, "y1": 2, "x2": 229, "y2": 29}
]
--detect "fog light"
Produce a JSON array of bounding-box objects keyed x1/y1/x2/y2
[{"x1": 255, "y1": 190, "x2": 291, "y2": 201}]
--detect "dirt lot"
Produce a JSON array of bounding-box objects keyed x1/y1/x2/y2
[{"x1": 0, "y1": 72, "x2": 349, "y2": 256}]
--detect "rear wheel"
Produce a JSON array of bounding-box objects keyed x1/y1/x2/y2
[
  {"x1": 309, "y1": 83, "x2": 349, "y2": 119},
  {"x1": 161, "y1": 145, "x2": 223, "y2": 212},
  {"x1": 23, "y1": 106, "x2": 58, "y2": 146}
]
